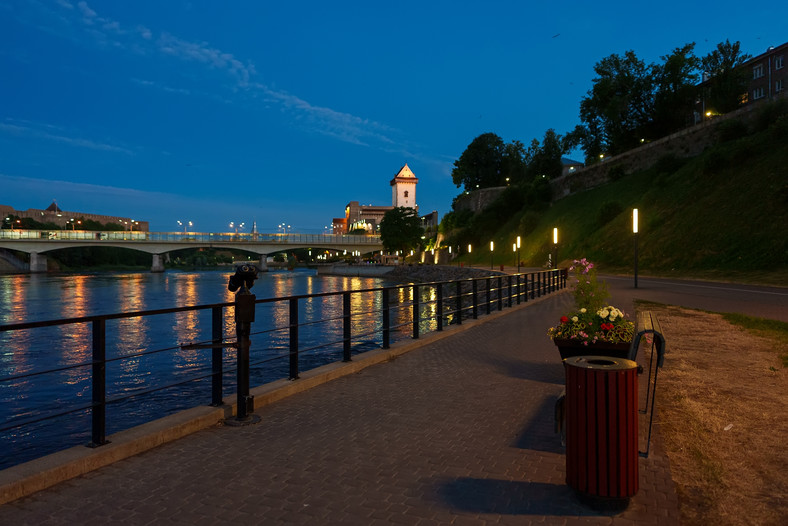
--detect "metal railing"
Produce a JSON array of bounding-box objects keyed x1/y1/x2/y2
[
  {"x1": 0, "y1": 269, "x2": 566, "y2": 467},
  {"x1": 0, "y1": 229, "x2": 381, "y2": 244}
]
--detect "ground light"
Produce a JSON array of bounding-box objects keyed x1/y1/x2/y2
[{"x1": 633, "y1": 209, "x2": 639, "y2": 289}]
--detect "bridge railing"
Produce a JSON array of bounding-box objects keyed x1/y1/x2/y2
[
  {"x1": 0, "y1": 229, "x2": 381, "y2": 244},
  {"x1": 0, "y1": 268, "x2": 566, "y2": 470}
]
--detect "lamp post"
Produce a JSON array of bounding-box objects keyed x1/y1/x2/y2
[
  {"x1": 633, "y1": 209, "x2": 639, "y2": 289},
  {"x1": 553, "y1": 228, "x2": 559, "y2": 269},
  {"x1": 516, "y1": 236, "x2": 521, "y2": 273},
  {"x1": 512, "y1": 243, "x2": 517, "y2": 268},
  {"x1": 489, "y1": 241, "x2": 494, "y2": 270}
]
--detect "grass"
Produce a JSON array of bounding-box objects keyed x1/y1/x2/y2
[
  {"x1": 720, "y1": 312, "x2": 788, "y2": 367},
  {"x1": 457, "y1": 118, "x2": 788, "y2": 286},
  {"x1": 644, "y1": 304, "x2": 787, "y2": 524}
]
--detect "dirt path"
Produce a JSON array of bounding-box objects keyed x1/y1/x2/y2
[{"x1": 649, "y1": 305, "x2": 787, "y2": 525}]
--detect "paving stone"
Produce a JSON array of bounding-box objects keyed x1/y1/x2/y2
[{"x1": 0, "y1": 293, "x2": 679, "y2": 524}]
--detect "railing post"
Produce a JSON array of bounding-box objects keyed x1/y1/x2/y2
[
  {"x1": 472, "y1": 279, "x2": 478, "y2": 319},
  {"x1": 530, "y1": 273, "x2": 535, "y2": 300},
  {"x1": 486, "y1": 278, "x2": 491, "y2": 315},
  {"x1": 497, "y1": 276, "x2": 503, "y2": 311},
  {"x1": 455, "y1": 280, "x2": 463, "y2": 325},
  {"x1": 516, "y1": 275, "x2": 521, "y2": 305},
  {"x1": 382, "y1": 288, "x2": 390, "y2": 349},
  {"x1": 537, "y1": 272, "x2": 542, "y2": 297},
  {"x1": 343, "y1": 292, "x2": 352, "y2": 361},
  {"x1": 289, "y1": 297, "x2": 300, "y2": 378},
  {"x1": 437, "y1": 283, "x2": 443, "y2": 331},
  {"x1": 412, "y1": 284, "x2": 420, "y2": 339},
  {"x1": 508, "y1": 275, "x2": 513, "y2": 307},
  {"x1": 234, "y1": 291, "x2": 256, "y2": 420},
  {"x1": 211, "y1": 306, "x2": 223, "y2": 407},
  {"x1": 89, "y1": 318, "x2": 108, "y2": 447}
]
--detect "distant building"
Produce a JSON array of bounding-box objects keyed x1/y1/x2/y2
[
  {"x1": 561, "y1": 157, "x2": 584, "y2": 176},
  {"x1": 742, "y1": 42, "x2": 787, "y2": 104},
  {"x1": 697, "y1": 41, "x2": 787, "y2": 119},
  {"x1": 0, "y1": 201, "x2": 149, "y2": 231},
  {"x1": 338, "y1": 164, "x2": 424, "y2": 234}
]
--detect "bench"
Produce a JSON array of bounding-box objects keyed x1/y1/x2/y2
[{"x1": 555, "y1": 309, "x2": 667, "y2": 457}]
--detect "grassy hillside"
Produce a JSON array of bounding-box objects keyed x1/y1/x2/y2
[{"x1": 465, "y1": 115, "x2": 788, "y2": 286}]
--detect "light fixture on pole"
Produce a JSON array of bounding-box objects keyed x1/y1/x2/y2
[
  {"x1": 512, "y1": 243, "x2": 517, "y2": 268},
  {"x1": 490, "y1": 241, "x2": 494, "y2": 270},
  {"x1": 516, "y1": 236, "x2": 521, "y2": 273},
  {"x1": 553, "y1": 228, "x2": 559, "y2": 269},
  {"x1": 633, "y1": 209, "x2": 639, "y2": 288}
]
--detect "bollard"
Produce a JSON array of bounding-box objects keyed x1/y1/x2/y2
[{"x1": 226, "y1": 264, "x2": 261, "y2": 425}]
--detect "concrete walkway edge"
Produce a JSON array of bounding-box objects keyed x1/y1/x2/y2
[{"x1": 0, "y1": 292, "x2": 563, "y2": 506}]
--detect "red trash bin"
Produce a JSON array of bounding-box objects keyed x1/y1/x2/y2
[{"x1": 564, "y1": 356, "x2": 638, "y2": 499}]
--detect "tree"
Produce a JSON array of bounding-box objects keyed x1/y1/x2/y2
[
  {"x1": 524, "y1": 129, "x2": 565, "y2": 180},
  {"x1": 701, "y1": 39, "x2": 752, "y2": 114},
  {"x1": 451, "y1": 133, "x2": 507, "y2": 191},
  {"x1": 652, "y1": 43, "x2": 701, "y2": 136},
  {"x1": 379, "y1": 207, "x2": 423, "y2": 257},
  {"x1": 579, "y1": 50, "x2": 656, "y2": 156}
]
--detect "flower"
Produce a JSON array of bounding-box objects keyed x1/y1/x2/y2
[
  {"x1": 547, "y1": 259, "x2": 634, "y2": 345},
  {"x1": 547, "y1": 305, "x2": 635, "y2": 345}
]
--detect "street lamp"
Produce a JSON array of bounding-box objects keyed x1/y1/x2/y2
[
  {"x1": 516, "y1": 236, "x2": 521, "y2": 272},
  {"x1": 512, "y1": 243, "x2": 517, "y2": 268},
  {"x1": 633, "y1": 209, "x2": 639, "y2": 289},
  {"x1": 490, "y1": 241, "x2": 494, "y2": 270},
  {"x1": 553, "y1": 228, "x2": 559, "y2": 269}
]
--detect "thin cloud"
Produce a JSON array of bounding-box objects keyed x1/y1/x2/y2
[
  {"x1": 0, "y1": 120, "x2": 133, "y2": 154},
  {"x1": 52, "y1": 1, "x2": 404, "y2": 150}
]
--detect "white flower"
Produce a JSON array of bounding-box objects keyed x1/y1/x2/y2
[
  {"x1": 571, "y1": 316, "x2": 579, "y2": 322},
  {"x1": 580, "y1": 308, "x2": 587, "y2": 313},
  {"x1": 598, "y1": 308, "x2": 609, "y2": 318}
]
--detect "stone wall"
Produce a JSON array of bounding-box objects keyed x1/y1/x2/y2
[
  {"x1": 550, "y1": 91, "x2": 786, "y2": 199},
  {"x1": 452, "y1": 186, "x2": 507, "y2": 214}
]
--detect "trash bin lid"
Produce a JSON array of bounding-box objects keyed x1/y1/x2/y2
[{"x1": 564, "y1": 355, "x2": 637, "y2": 371}]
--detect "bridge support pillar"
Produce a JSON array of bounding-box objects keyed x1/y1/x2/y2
[
  {"x1": 151, "y1": 254, "x2": 165, "y2": 273},
  {"x1": 258, "y1": 255, "x2": 268, "y2": 272},
  {"x1": 30, "y1": 252, "x2": 47, "y2": 273}
]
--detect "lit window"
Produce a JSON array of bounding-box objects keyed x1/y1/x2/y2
[
  {"x1": 753, "y1": 87, "x2": 766, "y2": 100},
  {"x1": 753, "y1": 63, "x2": 764, "y2": 79},
  {"x1": 776, "y1": 55, "x2": 785, "y2": 70}
]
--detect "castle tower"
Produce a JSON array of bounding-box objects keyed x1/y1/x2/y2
[{"x1": 390, "y1": 163, "x2": 418, "y2": 210}]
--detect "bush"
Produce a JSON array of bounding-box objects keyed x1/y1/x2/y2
[
  {"x1": 753, "y1": 98, "x2": 788, "y2": 132},
  {"x1": 716, "y1": 119, "x2": 748, "y2": 142},
  {"x1": 653, "y1": 153, "x2": 685, "y2": 175},
  {"x1": 607, "y1": 165, "x2": 626, "y2": 181},
  {"x1": 518, "y1": 211, "x2": 541, "y2": 236},
  {"x1": 597, "y1": 201, "x2": 624, "y2": 227}
]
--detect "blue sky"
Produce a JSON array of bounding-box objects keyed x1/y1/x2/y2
[{"x1": 1, "y1": 1, "x2": 785, "y2": 233}]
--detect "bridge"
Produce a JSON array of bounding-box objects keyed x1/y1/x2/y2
[{"x1": 0, "y1": 230, "x2": 384, "y2": 272}]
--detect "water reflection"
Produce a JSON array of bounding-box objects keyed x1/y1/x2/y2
[{"x1": 0, "y1": 269, "x2": 397, "y2": 470}]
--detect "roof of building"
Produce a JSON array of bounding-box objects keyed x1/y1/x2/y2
[
  {"x1": 45, "y1": 201, "x2": 62, "y2": 212},
  {"x1": 390, "y1": 163, "x2": 418, "y2": 185},
  {"x1": 561, "y1": 157, "x2": 583, "y2": 166}
]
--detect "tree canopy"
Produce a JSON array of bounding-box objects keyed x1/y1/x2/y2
[
  {"x1": 379, "y1": 207, "x2": 423, "y2": 255},
  {"x1": 701, "y1": 39, "x2": 752, "y2": 114}
]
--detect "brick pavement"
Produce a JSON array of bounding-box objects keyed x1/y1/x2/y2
[{"x1": 0, "y1": 292, "x2": 679, "y2": 525}]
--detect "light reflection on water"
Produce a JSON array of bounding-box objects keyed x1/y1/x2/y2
[{"x1": 0, "y1": 269, "x2": 413, "y2": 470}]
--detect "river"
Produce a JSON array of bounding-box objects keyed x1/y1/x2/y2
[{"x1": 0, "y1": 268, "x2": 400, "y2": 470}]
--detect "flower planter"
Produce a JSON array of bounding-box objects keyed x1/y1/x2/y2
[{"x1": 553, "y1": 338, "x2": 632, "y2": 360}]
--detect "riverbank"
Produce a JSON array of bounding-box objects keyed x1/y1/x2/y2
[{"x1": 316, "y1": 263, "x2": 506, "y2": 282}]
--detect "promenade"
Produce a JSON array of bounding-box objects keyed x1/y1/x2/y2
[{"x1": 0, "y1": 288, "x2": 679, "y2": 525}]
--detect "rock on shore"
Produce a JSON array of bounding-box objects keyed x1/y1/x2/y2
[{"x1": 384, "y1": 264, "x2": 504, "y2": 283}]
